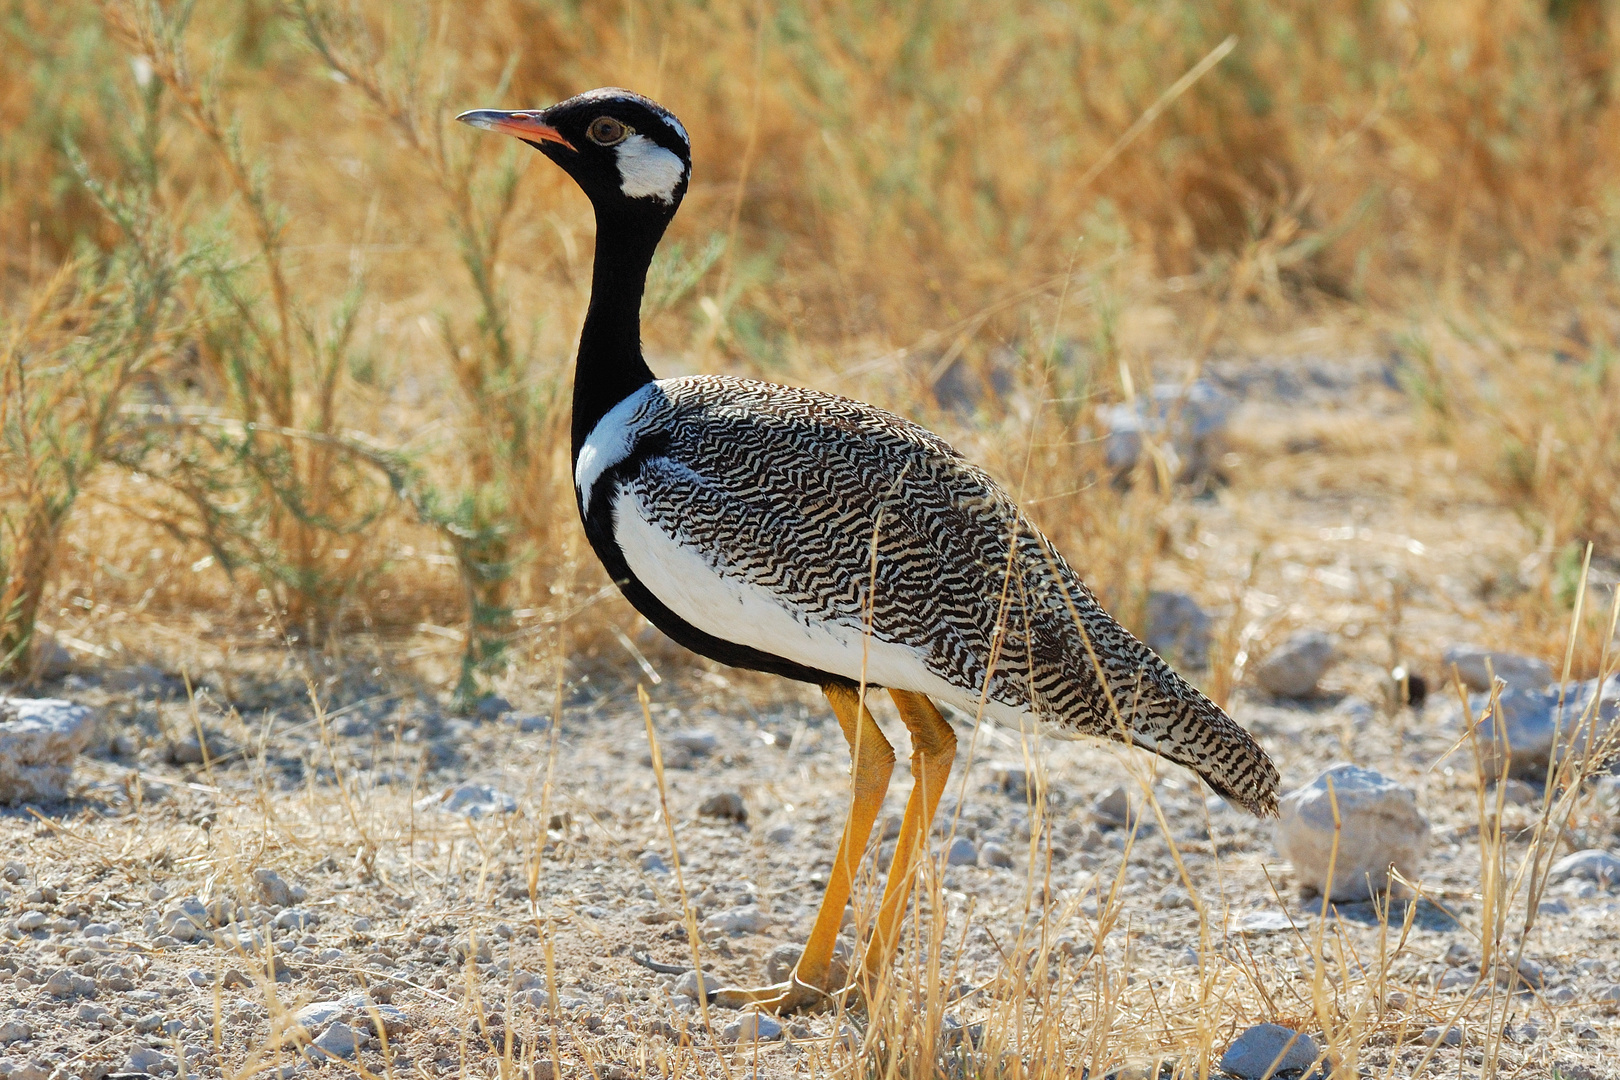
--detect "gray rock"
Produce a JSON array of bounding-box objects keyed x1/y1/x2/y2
[
  {"x1": 764, "y1": 943, "x2": 802, "y2": 983},
  {"x1": 253, "y1": 868, "x2": 296, "y2": 908},
  {"x1": 698, "y1": 791, "x2": 747, "y2": 823},
  {"x1": 124, "y1": 1047, "x2": 176, "y2": 1075},
  {"x1": 638, "y1": 852, "x2": 668, "y2": 874},
  {"x1": 764, "y1": 822, "x2": 794, "y2": 845},
  {"x1": 1441, "y1": 645, "x2": 1552, "y2": 692},
  {"x1": 1219, "y1": 1023, "x2": 1319, "y2": 1078},
  {"x1": 341, "y1": 995, "x2": 411, "y2": 1036},
  {"x1": 415, "y1": 782, "x2": 516, "y2": 819},
  {"x1": 1486, "y1": 779, "x2": 1539, "y2": 807},
  {"x1": 945, "y1": 837, "x2": 978, "y2": 866},
  {"x1": 1275, "y1": 764, "x2": 1428, "y2": 901},
  {"x1": 0, "y1": 1061, "x2": 49, "y2": 1080},
  {"x1": 1548, "y1": 849, "x2": 1620, "y2": 887},
  {"x1": 13, "y1": 912, "x2": 45, "y2": 933},
  {"x1": 0, "y1": 1022, "x2": 28, "y2": 1045},
  {"x1": 1460, "y1": 674, "x2": 1617, "y2": 780},
  {"x1": 1422, "y1": 1025, "x2": 1463, "y2": 1047},
  {"x1": 1253, "y1": 631, "x2": 1335, "y2": 698},
  {"x1": 1145, "y1": 591, "x2": 1212, "y2": 671},
  {"x1": 0, "y1": 698, "x2": 94, "y2": 804},
  {"x1": 990, "y1": 762, "x2": 1033, "y2": 799},
  {"x1": 979, "y1": 841, "x2": 1015, "y2": 869},
  {"x1": 1091, "y1": 786, "x2": 1135, "y2": 829},
  {"x1": 274, "y1": 908, "x2": 315, "y2": 931},
  {"x1": 667, "y1": 730, "x2": 718, "y2": 755},
  {"x1": 310, "y1": 1021, "x2": 363, "y2": 1059},
  {"x1": 723, "y1": 1012, "x2": 784, "y2": 1043},
  {"x1": 41, "y1": 968, "x2": 96, "y2": 998},
  {"x1": 1100, "y1": 380, "x2": 1231, "y2": 485}
]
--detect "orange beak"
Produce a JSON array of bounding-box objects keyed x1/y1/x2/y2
[{"x1": 455, "y1": 109, "x2": 577, "y2": 150}]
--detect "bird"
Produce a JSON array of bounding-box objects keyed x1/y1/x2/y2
[{"x1": 457, "y1": 88, "x2": 1279, "y2": 1013}]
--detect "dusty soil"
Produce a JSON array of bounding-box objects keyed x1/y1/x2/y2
[{"x1": 2, "y1": 347, "x2": 1619, "y2": 1079}]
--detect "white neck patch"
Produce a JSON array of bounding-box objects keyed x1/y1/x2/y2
[{"x1": 615, "y1": 134, "x2": 686, "y2": 204}]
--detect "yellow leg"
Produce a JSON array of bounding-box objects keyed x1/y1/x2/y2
[
  {"x1": 862, "y1": 690, "x2": 955, "y2": 979},
  {"x1": 713, "y1": 683, "x2": 894, "y2": 1012}
]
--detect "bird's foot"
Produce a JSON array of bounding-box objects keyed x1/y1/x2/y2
[{"x1": 711, "y1": 974, "x2": 845, "y2": 1015}]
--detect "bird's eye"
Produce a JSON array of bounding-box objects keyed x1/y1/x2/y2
[{"x1": 587, "y1": 116, "x2": 629, "y2": 146}]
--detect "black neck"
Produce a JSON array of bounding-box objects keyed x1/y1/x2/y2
[{"x1": 571, "y1": 209, "x2": 664, "y2": 461}]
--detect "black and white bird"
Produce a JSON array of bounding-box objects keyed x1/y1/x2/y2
[{"x1": 458, "y1": 89, "x2": 1278, "y2": 1012}]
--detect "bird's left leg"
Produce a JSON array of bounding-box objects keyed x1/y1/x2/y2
[
  {"x1": 859, "y1": 689, "x2": 956, "y2": 982},
  {"x1": 712, "y1": 682, "x2": 894, "y2": 1013}
]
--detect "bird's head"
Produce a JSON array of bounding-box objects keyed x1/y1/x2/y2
[{"x1": 457, "y1": 88, "x2": 691, "y2": 223}]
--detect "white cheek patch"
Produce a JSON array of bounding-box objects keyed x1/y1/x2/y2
[{"x1": 615, "y1": 134, "x2": 686, "y2": 204}]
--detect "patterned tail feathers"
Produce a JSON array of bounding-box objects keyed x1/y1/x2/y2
[{"x1": 1102, "y1": 664, "x2": 1280, "y2": 818}]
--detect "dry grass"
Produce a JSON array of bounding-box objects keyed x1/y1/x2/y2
[{"x1": 4, "y1": 1, "x2": 1620, "y2": 1076}]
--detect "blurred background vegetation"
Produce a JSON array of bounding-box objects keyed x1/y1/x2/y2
[{"x1": 2, "y1": 0, "x2": 1617, "y2": 696}]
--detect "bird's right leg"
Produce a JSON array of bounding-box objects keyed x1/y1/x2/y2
[{"x1": 712, "y1": 682, "x2": 894, "y2": 1013}]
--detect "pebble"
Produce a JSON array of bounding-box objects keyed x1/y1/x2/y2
[
  {"x1": 0, "y1": 698, "x2": 96, "y2": 805},
  {"x1": 698, "y1": 791, "x2": 747, "y2": 823},
  {"x1": 310, "y1": 1020, "x2": 363, "y2": 1059},
  {"x1": 702, "y1": 905, "x2": 768, "y2": 935},
  {"x1": 668, "y1": 730, "x2": 718, "y2": 755},
  {"x1": 41, "y1": 969, "x2": 95, "y2": 998},
  {"x1": 723, "y1": 1012, "x2": 784, "y2": 1043},
  {"x1": 1441, "y1": 645, "x2": 1552, "y2": 692},
  {"x1": 1253, "y1": 630, "x2": 1336, "y2": 697},
  {"x1": 945, "y1": 837, "x2": 978, "y2": 866},
  {"x1": 1145, "y1": 590, "x2": 1212, "y2": 671},
  {"x1": 416, "y1": 781, "x2": 517, "y2": 819},
  {"x1": 673, "y1": 970, "x2": 717, "y2": 1000},
  {"x1": 764, "y1": 823, "x2": 795, "y2": 844},
  {"x1": 275, "y1": 908, "x2": 316, "y2": 931},
  {"x1": 1548, "y1": 849, "x2": 1620, "y2": 887},
  {"x1": 13, "y1": 913, "x2": 44, "y2": 933},
  {"x1": 764, "y1": 944, "x2": 802, "y2": 983},
  {"x1": 0, "y1": 1023, "x2": 29, "y2": 1045},
  {"x1": 253, "y1": 868, "x2": 300, "y2": 908},
  {"x1": 638, "y1": 852, "x2": 669, "y2": 874},
  {"x1": 1274, "y1": 764, "x2": 1429, "y2": 900},
  {"x1": 1090, "y1": 786, "x2": 1134, "y2": 829},
  {"x1": 125, "y1": 1047, "x2": 176, "y2": 1075},
  {"x1": 1219, "y1": 1023, "x2": 1320, "y2": 1078},
  {"x1": 978, "y1": 841, "x2": 1015, "y2": 869},
  {"x1": 1422, "y1": 1025, "x2": 1463, "y2": 1047}
]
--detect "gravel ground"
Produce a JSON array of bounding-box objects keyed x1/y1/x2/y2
[{"x1": 2, "y1": 350, "x2": 1619, "y2": 1079}]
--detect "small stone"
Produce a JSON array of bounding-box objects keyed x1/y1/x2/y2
[
  {"x1": 1145, "y1": 591, "x2": 1212, "y2": 671},
  {"x1": 14, "y1": 912, "x2": 45, "y2": 933},
  {"x1": 1498, "y1": 957, "x2": 1545, "y2": 990},
  {"x1": 416, "y1": 782, "x2": 516, "y2": 819},
  {"x1": 0, "y1": 698, "x2": 96, "y2": 805},
  {"x1": 668, "y1": 730, "x2": 718, "y2": 755},
  {"x1": 342, "y1": 995, "x2": 411, "y2": 1035},
  {"x1": 124, "y1": 1047, "x2": 176, "y2": 1075},
  {"x1": 1091, "y1": 786, "x2": 1134, "y2": 829},
  {"x1": 1422, "y1": 1025, "x2": 1463, "y2": 1047},
  {"x1": 1274, "y1": 764, "x2": 1429, "y2": 901},
  {"x1": 512, "y1": 988, "x2": 551, "y2": 1010},
  {"x1": 978, "y1": 841, "x2": 1014, "y2": 869},
  {"x1": 42, "y1": 968, "x2": 95, "y2": 998},
  {"x1": 991, "y1": 763, "x2": 1033, "y2": 799},
  {"x1": 274, "y1": 908, "x2": 315, "y2": 931},
  {"x1": 1486, "y1": 779, "x2": 1539, "y2": 807},
  {"x1": 765, "y1": 823, "x2": 794, "y2": 845},
  {"x1": 638, "y1": 852, "x2": 668, "y2": 874},
  {"x1": 764, "y1": 944, "x2": 802, "y2": 983},
  {"x1": 474, "y1": 695, "x2": 512, "y2": 720},
  {"x1": 1548, "y1": 849, "x2": 1620, "y2": 887},
  {"x1": 1441, "y1": 645, "x2": 1552, "y2": 692},
  {"x1": 723, "y1": 1012, "x2": 784, "y2": 1043},
  {"x1": 253, "y1": 868, "x2": 295, "y2": 908},
  {"x1": 1253, "y1": 630, "x2": 1336, "y2": 698},
  {"x1": 698, "y1": 791, "x2": 747, "y2": 823},
  {"x1": 0, "y1": 1022, "x2": 29, "y2": 1044},
  {"x1": 945, "y1": 837, "x2": 978, "y2": 866},
  {"x1": 310, "y1": 1020, "x2": 363, "y2": 1059},
  {"x1": 1219, "y1": 1023, "x2": 1319, "y2": 1078},
  {"x1": 1, "y1": 861, "x2": 26, "y2": 882},
  {"x1": 672, "y1": 970, "x2": 717, "y2": 1000},
  {"x1": 702, "y1": 906, "x2": 768, "y2": 935},
  {"x1": 1156, "y1": 885, "x2": 1192, "y2": 910},
  {"x1": 133, "y1": 1014, "x2": 163, "y2": 1034},
  {"x1": 352, "y1": 917, "x2": 372, "y2": 933}
]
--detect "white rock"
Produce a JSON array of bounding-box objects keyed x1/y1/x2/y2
[
  {"x1": 124, "y1": 1047, "x2": 176, "y2": 1075},
  {"x1": 672, "y1": 970, "x2": 717, "y2": 1000},
  {"x1": 1253, "y1": 631, "x2": 1335, "y2": 697},
  {"x1": 1548, "y1": 849, "x2": 1620, "y2": 887},
  {"x1": 702, "y1": 905, "x2": 768, "y2": 935},
  {"x1": 415, "y1": 781, "x2": 516, "y2": 819},
  {"x1": 1219, "y1": 1023, "x2": 1319, "y2": 1078},
  {"x1": 0, "y1": 1022, "x2": 29, "y2": 1045},
  {"x1": 0, "y1": 698, "x2": 94, "y2": 804},
  {"x1": 1275, "y1": 764, "x2": 1428, "y2": 901},
  {"x1": 1440, "y1": 645, "x2": 1552, "y2": 692},
  {"x1": 310, "y1": 1020, "x2": 363, "y2": 1059}
]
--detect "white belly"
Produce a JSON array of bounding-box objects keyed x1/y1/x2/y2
[{"x1": 611, "y1": 485, "x2": 1036, "y2": 727}]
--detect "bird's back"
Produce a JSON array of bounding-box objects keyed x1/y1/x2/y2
[{"x1": 589, "y1": 374, "x2": 1278, "y2": 815}]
